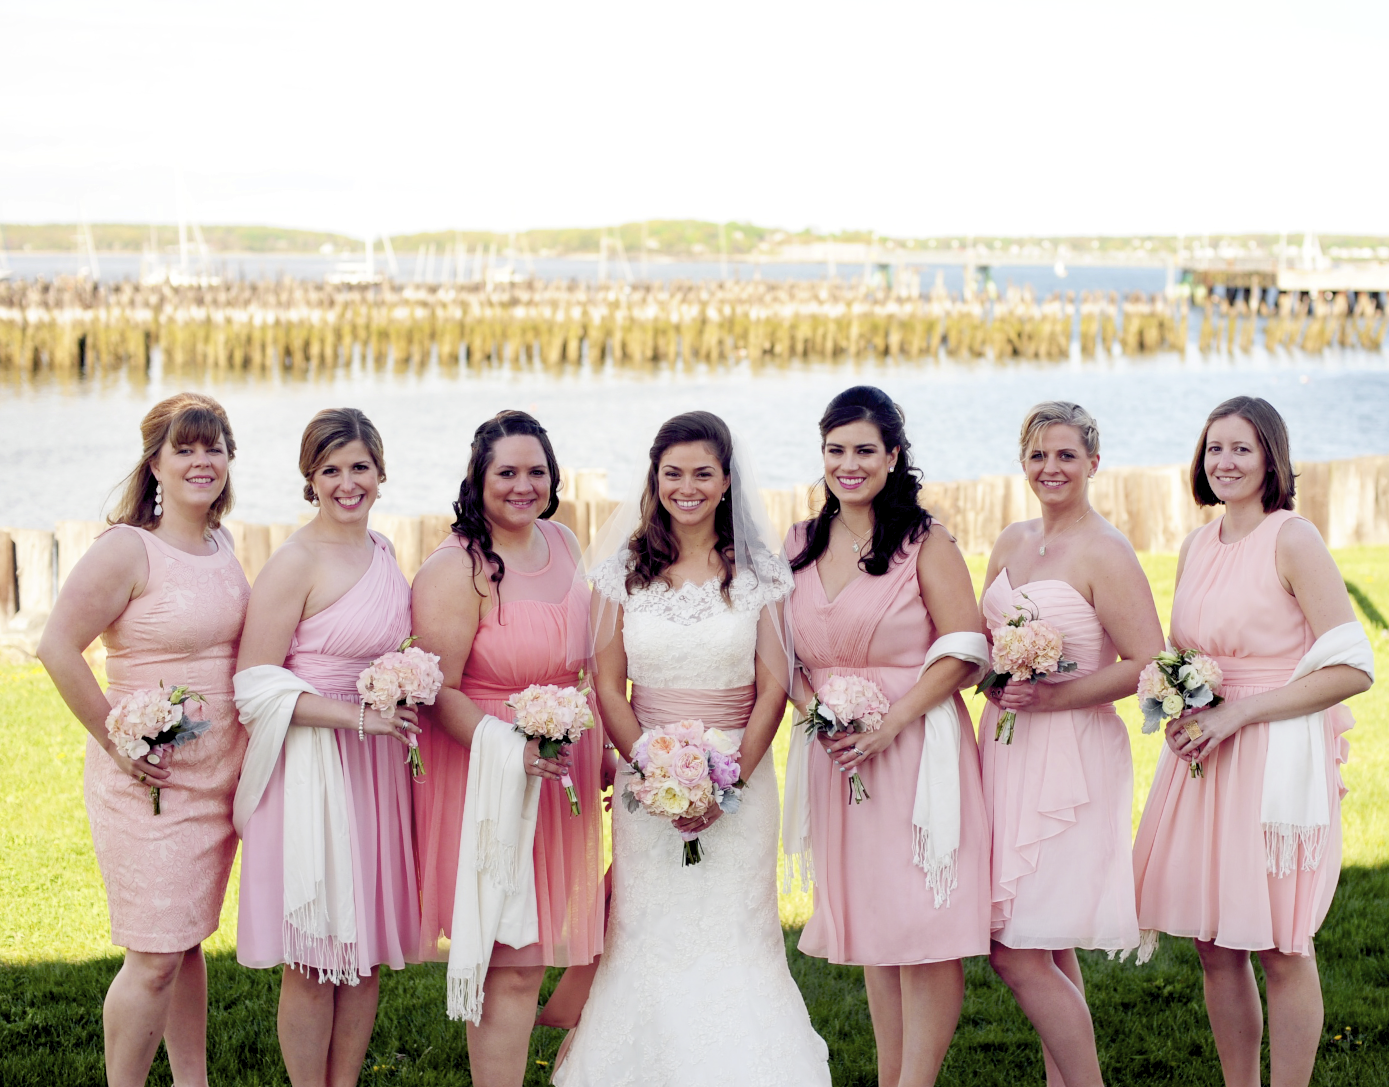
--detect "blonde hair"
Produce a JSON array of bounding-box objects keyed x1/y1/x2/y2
[
  {"x1": 1018, "y1": 401, "x2": 1100, "y2": 461},
  {"x1": 298, "y1": 408, "x2": 386, "y2": 503},
  {"x1": 108, "y1": 393, "x2": 236, "y2": 530}
]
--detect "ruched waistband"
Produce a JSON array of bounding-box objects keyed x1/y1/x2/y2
[
  {"x1": 460, "y1": 675, "x2": 584, "y2": 703},
  {"x1": 1210, "y1": 655, "x2": 1299, "y2": 689},
  {"x1": 630, "y1": 684, "x2": 755, "y2": 732}
]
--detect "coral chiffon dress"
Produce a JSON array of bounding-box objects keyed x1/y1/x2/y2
[
  {"x1": 413, "y1": 519, "x2": 605, "y2": 968},
  {"x1": 978, "y1": 570, "x2": 1139, "y2": 952},
  {"x1": 1132, "y1": 511, "x2": 1353, "y2": 955},
  {"x1": 237, "y1": 531, "x2": 421, "y2": 976},
  {"x1": 787, "y1": 525, "x2": 992, "y2": 966}
]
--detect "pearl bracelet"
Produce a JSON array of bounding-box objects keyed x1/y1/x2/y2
[{"x1": 358, "y1": 701, "x2": 367, "y2": 741}]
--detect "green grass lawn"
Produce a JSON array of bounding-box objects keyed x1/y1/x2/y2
[{"x1": 2, "y1": 549, "x2": 1387, "y2": 1085}]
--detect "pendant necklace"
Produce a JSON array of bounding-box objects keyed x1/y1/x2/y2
[
  {"x1": 838, "y1": 515, "x2": 871, "y2": 554},
  {"x1": 1039, "y1": 507, "x2": 1091, "y2": 556}
]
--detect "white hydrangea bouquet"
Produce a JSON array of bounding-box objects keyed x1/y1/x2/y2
[
  {"x1": 104, "y1": 683, "x2": 211, "y2": 814},
  {"x1": 804, "y1": 674, "x2": 891, "y2": 804},
  {"x1": 357, "y1": 636, "x2": 445, "y2": 782},
  {"x1": 977, "y1": 594, "x2": 1078, "y2": 743},
  {"x1": 1138, "y1": 649, "x2": 1224, "y2": 778},
  {"x1": 507, "y1": 681, "x2": 595, "y2": 814}
]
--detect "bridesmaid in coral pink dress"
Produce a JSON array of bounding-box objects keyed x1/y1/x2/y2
[
  {"x1": 39, "y1": 393, "x2": 247, "y2": 1087},
  {"x1": 978, "y1": 402, "x2": 1163, "y2": 1087},
  {"x1": 234, "y1": 409, "x2": 421, "y2": 1087},
  {"x1": 785, "y1": 387, "x2": 990, "y2": 1086},
  {"x1": 1133, "y1": 397, "x2": 1372, "y2": 1087},
  {"x1": 411, "y1": 411, "x2": 605, "y2": 1087}
]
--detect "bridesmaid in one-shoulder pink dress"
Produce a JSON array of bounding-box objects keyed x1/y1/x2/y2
[{"x1": 1133, "y1": 398, "x2": 1372, "y2": 1087}]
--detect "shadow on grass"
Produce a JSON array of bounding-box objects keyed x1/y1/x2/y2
[{"x1": 3, "y1": 868, "x2": 1388, "y2": 1086}]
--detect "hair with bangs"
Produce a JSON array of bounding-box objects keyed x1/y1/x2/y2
[
  {"x1": 299, "y1": 408, "x2": 386, "y2": 503},
  {"x1": 1190, "y1": 396, "x2": 1296, "y2": 512},
  {"x1": 109, "y1": 393, "x2": 236, "y2": 529}
]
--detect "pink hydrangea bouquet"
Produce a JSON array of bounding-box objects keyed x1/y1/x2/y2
[
  {"x1": 1138, "y1": 649, "x2": 1224, "y2": 778},
  {"x1": 357, "y1": 636, "x2": 444, "y2": 782},
  {"x1": 507, "y1": 681, "x2": 595, "y2": 815},
  {"x1": 977, "y1": 595, "x2": 1077, "y2": 743},
  {"x1": 804, "y1": 674, "x2": 890, "y2": 804},
  {"x1": 622, "y1": 720, "x2": 744, "y2": 865},
  {"x1": 104, "y1": 683, "x2": 211, "y2": 814}
]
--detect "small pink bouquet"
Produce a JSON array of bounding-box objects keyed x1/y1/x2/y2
[
  {"x1": 1138, "y1": 649, "x2": 1224, "y2": 778},
  {"x1": 978, "y1": 594, "x2": 1077, "y2": 743},
  {"x1": 507, "y1": 681, "x2": 595, "y2": 815},
  {"x1": 622, "y1": 720, "x2": 744, "y2": 865},
  {"x1": 804, "y1": 674, "x2": 890, "y2": 804},
  {"x1": 357, "y1": 636, "x2": 444, "y2": 782},
  {"x1": 104, "y1": 683, "x2": 211, "y2": 814}
]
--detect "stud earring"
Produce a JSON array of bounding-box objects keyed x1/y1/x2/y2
[
  {"x1": 310, "y1": 491, "x2": 320, "y2": 506},
  {"x1": 153, "y1": 481, "x2": 163, "y2": 517}
]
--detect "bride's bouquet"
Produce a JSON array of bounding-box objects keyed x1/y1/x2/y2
[
  {"x1": 977, "y1": 595, "x2": 1077, "y2": 743},
  {"x1": 104, "y1": 683, "x2": 212, "y2": 814},
  {"x1": 1138, "y1": 649, "x2": 1224, "y2": 778},
  {"x1": 507, "y1": 681, "x2": 595, "y2": 814},
  {"x1": 804, "y1": 674, "x2": 890, "y2": 804},
  {"x1": 357, "y1": 636, "x2": 444, "y2": 782},
  {"x1": 622, "y1": 720, "x2": 745, "y2": 865}
]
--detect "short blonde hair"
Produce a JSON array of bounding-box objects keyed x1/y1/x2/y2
[
  {"x1": 299, "y1": 408, "x2": 386, "y2": 503},
  {"x1": 1019, "y1": 401, "x2": 1100, "y2": 461}
]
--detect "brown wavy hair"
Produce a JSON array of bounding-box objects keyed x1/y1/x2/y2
[
  {"x1": 299, "y1": 408, "x2": 386, "y2": 503},
  {"x1": 626, "y1": 411, "x2": 736, "y2": 600},
  {"x1": 1190, "y1": 396, "x2": 1296, "y2": 512},
  {"x1": 108, "y1": 393, "x2": 236, "y2": 530}
]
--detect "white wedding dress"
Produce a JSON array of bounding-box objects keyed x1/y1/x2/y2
[{"x1": 553, "y1": 554, "x2": 831, "y2": 1087}]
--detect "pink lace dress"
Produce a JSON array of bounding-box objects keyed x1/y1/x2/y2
[
  {"x1": 787, "y1": 524, "x2": 991, "y2": 966},
  {"x1": 978, "y1": 571, "x2": 1139, "y2": 952},
  {"x1": 1133, "y1": 511, "x2": 1353, "y2": 955},
  {"x1": 237, "y1": 532, "x2": 421, "y2": 975},
  {"x1": 86, "y1": 525, "x2": 250, "y2": 953},
  {"x1": 412, "y1": 519, "x2": 605, "y2": 967}
]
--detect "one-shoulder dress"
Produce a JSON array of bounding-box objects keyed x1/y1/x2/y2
[
  {"x1": 237, "y1": 531, "x2": 421, "y2": 975},
  {"x1": 1133, "y1": 511, "x2": 1354, "y2": 955},
  {"x1": 413, "y1": 519, "x2": 605, "y2": 967},
  {"x1": 87, "y1": 525, "x2": 249, "y2": 952},
  {"x1": 786, "y1": 524, "x2": 991, "y2": 966},
  {"x1": 978, "y1": 570, "x2": 1139, "y2": 952}
]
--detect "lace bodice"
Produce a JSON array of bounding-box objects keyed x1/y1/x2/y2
[{"x1": 592, "y1": 550, "x2": 792, "y2": 690}]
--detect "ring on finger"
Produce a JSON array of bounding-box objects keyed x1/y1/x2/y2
[
  {"x1": 532, "y1": 757, "x2": 540, "y2": 767},
  {"x1": 138, "y1": 772, "x2": 147, "y2": 783},
  {"x1": 851, "y1": 745, "x2": 865, "y2": 757},
  {"x1": 1183, "y1": 722, "x2": 1203, "y2": 742}
]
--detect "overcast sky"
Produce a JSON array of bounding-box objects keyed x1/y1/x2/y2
[{"x1": 4, "y1": 0, "x2": 1387, "y2": 239}]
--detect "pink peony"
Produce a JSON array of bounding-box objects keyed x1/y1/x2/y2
[
  {"x1": 667, "y1": 719, "x2": 706, "y2": 747},
  {"x1": 645, "y1": 733, "x2": 681, "y2": 767},
  {"x1": 671, "y1": 747, "x2": 710, "y2": 787}
]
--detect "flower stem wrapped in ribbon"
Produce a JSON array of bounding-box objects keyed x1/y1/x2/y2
[
  {"x1": 622, "y1": 720, "x2": 745, "y2": 865},
  {"x1": 977, "y1": 593, "x2": 1077, "y2": 744},
  {"x1": 803, "y1": 674, "x2": 890, "y2": 804},
  {"x1": 356, "y1": 635, "x2": 444, "y2": 782},
  {"x1": 507, "y1": 679, "x2": 595, "y2": 814},
  {"x1": 1138, "y1": 649, "x2": 1224, "y2": 778},
  {"x1": 104, "y1": 683, "x2": 212, "y2": 814}
]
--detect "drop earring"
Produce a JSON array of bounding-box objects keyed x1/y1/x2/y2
[{"x1": 153, "y1": 481, "x2": 163, "y2": 517}]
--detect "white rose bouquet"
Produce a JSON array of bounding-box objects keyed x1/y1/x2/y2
[
  {"x1": 1138, "y1": 649, "x2": 1224, "y2": 778},
  {"x1": 804, "y1": 674, "x2": 890, "y2": 804},
  {"x1": 104, "y1": 683, "x2": 212, "y2": 814},
  {"x1": 507, "y1": 681, "x2": 595, "y2": 814},
  {"x1": 357, "y1": 635, "x2": 444, "y2": 782},
  {"x1": 622, "y1": 720, "x2": 744, "y2": 865}
]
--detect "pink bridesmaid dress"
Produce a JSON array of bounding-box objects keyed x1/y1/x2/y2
[
  {"x1": 787, "y1": 524, "x2": 992, "y2": 965},
  {"x1": 87, "y1": 525, "x2": 249, "y2": 952},
  {"x1": 1133, "y1": 510, "x2": 1352, "y2": 955},
  {"x1": 412, "y1": 518, "x2": 604, "y2": 968},
  {"x1": 978, "y1": 571, "x2": 1139, "y2": 951},
  {"x1": 237, "y1": 531, "x2": 421, "y2": 975}
]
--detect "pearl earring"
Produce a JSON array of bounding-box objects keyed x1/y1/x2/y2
[
  {"x1": 310, "y1": 491, "x2": 320, "y2": 506},
  {"x1": 153, "y1": 481, "x2": 163, "y2": 517}
]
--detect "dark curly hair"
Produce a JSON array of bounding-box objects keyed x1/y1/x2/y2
[
  {"x1": 789, "y1": 385, "x2": 932, "y2": 576},
  {"x1": 626, "y1": 411, "x2": 738, "y2": 602},
  {"x1": 451, "y1": 410, "x2": 561, "y2": 591}
]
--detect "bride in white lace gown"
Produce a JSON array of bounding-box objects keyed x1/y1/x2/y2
[{"x1": 553, "y1": 412, "x2": 830, "y2": 1087}]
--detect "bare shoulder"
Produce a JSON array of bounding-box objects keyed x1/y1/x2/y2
[
  {"x1": 1276, "y1": 515, "x2": 1330, "y2": 561},
  {"x1": 69, "y1": 525, "x2": 149, "y2": 588},
  {"x1": 917, "y1": 520, "x2": 970, "y2": 577},
  {"x1": 415, "y1": 538, "x2": 486, "y2": 598},
  {"x1": 255, "y1": 532, "x2": 317, "y2": 590},
  {"x1": 920, "y1": 518, "x2": 962, "y2": 552},
  {"x1": 1087, "y1": 518, "x2": 1144, "y2": 573}
]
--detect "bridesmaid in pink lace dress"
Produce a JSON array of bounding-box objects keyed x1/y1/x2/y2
[
  {"x1": 411, "y1": 411, "x2": 606, "y2": 1087},
  {"x1": 977, "y1": 402, "x2": 1163, "y2": 1087},
  {"x1": 39, "y1": 393, "x2": 248, "y2": 1087},
  {"x1": 786, "y1": 387, "x2": 990, "y2": 1087},
  {"x1": 235, "y1": 409, "x2": 421, "y2": 1087},
  {"x1": 1133, "y1": 398, "x2": 1372, "y2": 1087}
]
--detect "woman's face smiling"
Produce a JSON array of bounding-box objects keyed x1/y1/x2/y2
[
  {"x1": 150, "y1": 431, "x2": 229, "y2": 517},
  {"x1": 823, "y1": 421, "x2": 897, "y2": 509},
  {"x1": 312, "y1": 440, "x2": 380, "y2": 524},
  {"x1": 483, "y1": 435, "x2": 552, "y2": 533},
  {"x1": 1203, "y1": 414, "x2": 1266, "y2": 507},
  {"x1": 657, "y1": 441, "x2": 729, "y2": 531},
  {"x1": 1023, "y1": 424, "x2": 1097, "y2": 507}
]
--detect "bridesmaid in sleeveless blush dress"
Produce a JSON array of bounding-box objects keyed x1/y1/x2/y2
[
  {"x1": 410, "y1": 412, "x2": 605, "y2": 1087},
  {"x1": 785, "y1": 388, "x2": 989, "y2": 1087},
  {"x1": 1133, "y1": 398, "x2": 1372, "y2": 1087},
  {"x1": 977, "y1": 403, "x2": 1163, "y2": 1087},
  {"x1": 235, "y1": 409, "x2": 421, "y2": 1087},
  {"x1": 39, "y1": 393, "x2": 247, "y2": 1087}
]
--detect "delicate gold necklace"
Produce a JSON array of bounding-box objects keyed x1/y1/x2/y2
[
  {"x1": 838, "y1": 514, "x2": 872, "y2": 554},
  {"x1": 1039, "y1": 508, "x2": 1091, "y2": 556}
]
